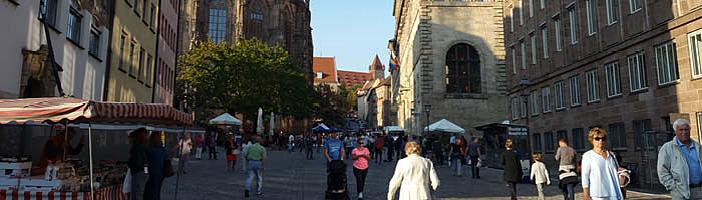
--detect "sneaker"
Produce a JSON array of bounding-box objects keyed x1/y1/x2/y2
[
  {"x1": 245, "y1": 190, "x2": 250, "y2": 197},
  {"x1": 256, "y1": 191, "x2": 263, "y2": 195}
]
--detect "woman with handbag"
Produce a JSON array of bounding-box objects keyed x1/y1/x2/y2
[{"x1": 145, "y1": 132, "x2": 168, "y2": 200}]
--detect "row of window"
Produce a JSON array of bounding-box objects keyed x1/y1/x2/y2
[
  {"x1": 160, "y1": 14, "x2": 177, "y2": 50},
  {"x1": 509, "y1": 0, "x2": 642, "y2": 32},
  {"x1": 39, "y1": 0, "x2": 103, "y2": 59},
  {"x1": 511, "y1": 40, "x2": 681, "y2": 120},
  {"x1": 117, "y1": 32, "x2": 154, "y2": 86},
  {"x1": 127, "y1": 0, "x2": 157, "y2": 31},
  {"x1": 158, "y1": 58, "x2": 175, "y2": 93},
  {"x1": 531, "y1": 118, "x2": 662, "y2": 153}
]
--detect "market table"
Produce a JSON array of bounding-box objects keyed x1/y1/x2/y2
[{"x1": 0, "y1": 185, "x2": 128, "y2": 200}]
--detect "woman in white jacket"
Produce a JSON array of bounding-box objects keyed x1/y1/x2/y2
[
  {"x1": 388, "y1": 141, "x2": 440, "y2": 200},
  {"x1": 530, "y1": 153, "x2": 550, "y2": 200}
]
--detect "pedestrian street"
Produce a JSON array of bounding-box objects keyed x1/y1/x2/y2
[{"x1": 161, "y1": 149, "x2": 671, "y2": 200}]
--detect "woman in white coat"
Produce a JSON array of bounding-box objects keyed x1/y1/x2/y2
[{"x1": 387, "y1": 141, "x2": 440, "y2": 200}]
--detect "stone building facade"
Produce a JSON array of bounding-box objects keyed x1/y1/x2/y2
[
  {"x1": 178, "y1": 0, "x2": 313, "y2": 81},
  {"x1": 505, "y1": 0, "x2": 702, "y2": 187},
  {"x1": 153, "y1": 0, "x2": 180, "y2": 105},
  {"x1": 391, "y1": 0, "x2": 508, "y2": 136}
]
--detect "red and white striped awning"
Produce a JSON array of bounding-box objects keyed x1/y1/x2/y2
[{"x1": 0, "y1": 97, "x2": 193, "y2": 125}]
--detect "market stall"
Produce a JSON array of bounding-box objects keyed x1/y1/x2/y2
[{"x1": 0, "y1": 97, "x2": 193, "y2": 200}]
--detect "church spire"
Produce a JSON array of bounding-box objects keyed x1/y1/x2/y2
[{"x1": 369, "y1": 54, "x2": 385, "y2": 80}]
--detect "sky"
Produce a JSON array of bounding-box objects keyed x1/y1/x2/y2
[{"x1": 310, "y1": 0, "x2": 395, "y2": 73}]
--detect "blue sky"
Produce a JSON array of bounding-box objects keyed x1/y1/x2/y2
[{"x1": 310, "y1": 1, "x2": 395, "y2": 73}]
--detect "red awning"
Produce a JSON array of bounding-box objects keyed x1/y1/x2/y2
[{"x1": 0, "y1": 97, "x2": 193, "y2": 125}]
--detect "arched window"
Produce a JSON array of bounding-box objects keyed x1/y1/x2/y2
[{"x1": 445, "y1": 43, "x2": 481, "y2": 93}]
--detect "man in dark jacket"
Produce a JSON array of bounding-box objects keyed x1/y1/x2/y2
[
  {"x1": 128, "y1": 128, "x2": 149, "y2": 200},
  {"x1": 501, "y1": 138, "x2": 523, "y2": 200}
]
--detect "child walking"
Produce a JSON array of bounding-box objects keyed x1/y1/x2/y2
[{"x1": 530, "y1": 153, "x2": 550, "y2": 200}]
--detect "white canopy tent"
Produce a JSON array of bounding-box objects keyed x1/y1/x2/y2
[
  {"x1": 383, "y1": 126, "x2": 404, "y2": 132},
  {"x1": 209, "y1": 113, "x2": 242, "y2": 126},
  {"x1": 313, "y1": 123, "x2": 330, "y2": 130},
  {"x1": 424, "y1": 119, "x2": 465, "y2": 133}
]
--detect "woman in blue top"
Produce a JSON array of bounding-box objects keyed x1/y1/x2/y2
[
  {"x1": 581, "y1": 127, "x2": 623, "y2": 200},
  {"x1": 145, "y1": 132, "x2": 168, "y2": 200}
]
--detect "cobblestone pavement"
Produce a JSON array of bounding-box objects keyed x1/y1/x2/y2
[{"x1": 162, "y1": 148, "x2": 671, "y2": 200}]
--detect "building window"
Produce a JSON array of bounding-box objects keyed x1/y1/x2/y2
[
  {"x1": 519, "y1": 0, "x2": 524, "y2": 25},
  {"x1": 689, "y1": 31, "x2": 702, "y2": 79},
  {"x1": 67, "y1": 7, "x2": 82, "y2": 44},
  {"x1": 520, "y1": 40, "x2": 527, "y2": 69},
  {"x1": 544, "y1": 131, "x2": 555, "y2": 152},
  {"x1": 531, "y1": 90, "x2": 540, "y2": 115},
  {"x1": 554, "y1": 16, "x2": 562, "y2": 51},
  {"x1": 633, "y1": 119, "x2": 652, "y2": 150},
  {"x1": 629, "y1": 0, "x2": 642, "y2": 14},
  {"x1": 445, "y1": 44, "x2": 481, "y2": 94},
  {"x1": 39, "y1": 0, "x2": 58, "y2": 26},
  {"x1": 568, "y1": 6, "x2": 578, "y2": 44},
  {"x1": 146, "y1": 54, "x2": 153, "y2": 86},
  {"x1": 572, "y1": 128, "x2": 585, "y2": 150},
  {"x1": 520, "y1": 96, "x2": 527, "y2": 118},
  {"x1": 511, "y1": 97, "x2": 520, "y2": 120},
  {"x1": 554, "y1": 81, "x2": 565, "y2": 110},
  {"x1": 137, "y1": 48, "x2": 145, "y2": 81},
  {"x1": 510, "y1": 5, "x2": 515, "y2": 32},
  {"x1": 528, "y1": 0, "x2": 534, "y2": 18},
  {"x1": 541, "y1": 24, "x2": 549, "y2": 59},
  {"x1": 119, "y1": 33, "x2": 127, "y2": 71},
  {"x1": 569, "y1": 75, "x2": 581, "y2": 106},
  {"x1": 585, "y1": 0, "x2": 597, "y2": 36},
  {"x1": 608, "y1": 123, "x2": 627, "y2": 149},
  {"x1": 89, "y1": 28, "x2": 100, "y2": 57},
  {"x1": 134, "y1": 0, "x2": 141, "y2": 16},
  {"x1": 316, "y1": 72, "x2": 323, "y2": 79},
  {"x1": 586, "y1": 69, "x2": 600, "y2": 102},
  {"x1": 627, "y1": 52, "x2": 648, "y2": 92},
  {"x1": 150, "y1": 4, "x2": 156, "y2": 29},
  {"x1": 655, "y1": 41, "x2": 680, "y2": 85},
  {"x1": 128, "y1": 41, "x2": 137, "y2": 77},
  {"x1": 605, "y1": 62, "x2": 622, "y2": 97},
  {"x1": 142, "y1": 0, "x2": 148, "y2": 24},
  {"x1": 542, "y1": 86, "x2": 551, "y2": 113},
  {"x1": 209, "y1": 8, "x2": 227, "y2": 43},
  {"x1": 606, "y1": 0, "x2": 619, "y2": 25},
  {"x1": 510, "y1": 46, "x2": 517, "y2": 74},
  {"x1": 539, "y1": 0, "x2": 545, "y2": 9},
  {"x1": 533, "y1": 133, "x2": 542, "y2": 152},
  {"x1": 530, "y1": 33, "x2": 537, "y2": 64}
]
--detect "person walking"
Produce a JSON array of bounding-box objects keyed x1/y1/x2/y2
[
  {"x1": 530, "y1": 153, "x2": 550, "y2": 200},
  {"x1": 448, "y1": 138, "x2": 466, "y2": 176},
  {"x1": 144, "y1": 132, "x2": 168, "y2": 200},
  {"x1": 241, "y1": 139, "x2": 252, "y2": 173},
  {"x1": 352, "y1": 138, "x2": 371, "y2": 200},
  {"x1": 206, "y1": 134, "x2": 217, "y2": 160},
  {"x1": 345, "y1": 135, "x2": 355, "y2": 160},
  {"x1": 555, "y1": 138, "x2": 578, "y2": 200},
  {"x1": 244, "y1": 136, "x2": 267, "y2": 197},
  {"x1": 432, "y1": 139, "x2": 444, "y2": 166},
  {"x1": 658, "y1": 118, "x2": 702, "y2": 200},
  {"x1": 502, "y1": 138, "x2": 522, "y2": 200},
  {"x1": 385, "y1": 135, "x2": 394, "y2": 162},
  {"x1": 127, "y1": 128, "x2": 148, "y2": 200},
  {"x1": 176, "y1": 134, "x2": 193, "y2": 174},
  {"x1": 374, "y1": 135, "x2": 384, "y2": 165},
  {"x1": 225, "y1": 135, "x2": 235, "y2": 171},
  {"x1": 467, "y1": 137, "x2": 481, "y2": 178},
  {"x1": 387, "y1": 141, "x2": 440, "y2": 200},
  {"x1": 324, "y1": 132, "x2": 345, "y2": 166},
  {"x1": 305, "y1": 135, "x2": 315, "y2": 160},
  {"x1": 288, "y1": 134, "x2": 295, "y2": 153},
  {"x1": 581, "y1": 127, "x2": 623, "y2": 200},
  {"x1": 194, "y1": 133, "x2": 204, "y2": 160}
]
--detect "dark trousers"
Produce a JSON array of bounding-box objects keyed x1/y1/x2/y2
[
  {"x1": 561, "y1": 183, "x2": 575, "y2": 200},
  {"x1": 353, "y1": 167, "x2": 367, "y2": 194},
  {"x1": 507, "y1": 182, "x2": 518, "y2": 200},
  {"x1": 386, "y1": 147, "x2": 393, "y2": 161},
  {"x1": 434, "y1": 152, "x2": 444, "y2": 165},
  {"x1": 375, "y1": 148, "x2": 383, "y2": 164},
  {"x1": 131, "y1": 171, "x2": 147, "y2": 200},
  {"x1": 144, "y1": 174, "x2": 164, "y2": 200},
  {"x1": 306, "y1": 147, "x2": 314, "y2": 159},
  {"x1": 208, "y1": 146, "x2": 217, "y2": 159},
  {"x1": 470, "y1": 156, "x2": 480, "y2": 178}
]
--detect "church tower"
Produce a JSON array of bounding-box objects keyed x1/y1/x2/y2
[{"x1": 369, "y1": 55, "x2": 385, "y2": 80}]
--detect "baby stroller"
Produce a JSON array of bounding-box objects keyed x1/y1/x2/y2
[{"x1": 325, "y1": 160, "x2": 350, "y2": 200}]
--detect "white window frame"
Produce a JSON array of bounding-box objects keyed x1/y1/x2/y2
[
  {"x1": 568, "y1": 6, "x2": 578, "y2": 45},
  {"x1": 585, "y1": 0, "x2": 597, "y2": 36},
  {"x1": 529, "y1": 0, "x2": 534, "y2": 18},
  {"x1": 586, "y1": 69, "x2": 600, "y2": 103},
  {"x1": 510, "y1": 5, "x2": 515, "y2": 32},
  {"x1": 511, "y1": 97, "x2": 520, "y2": 120},
  {"x1": 570, "y1": 75, "x2": 581, "y2": 106},
  {"x1": 542, "y1": 86, "x2": 552, "y2": 113},
  {"x1": 520, "y1": 40, "x2": 527, "y2": 69},
  {"x1": 541, "y1": 24, "x2": 549, "y2": 59},
  {"x1": 531, "y1": 91, "x2": 540, "y2": 116},
  {"x1": 511, "y1": 47, "x2": 517, "y2": 74},
  {"x1": 629, "y1": 0, "x2": 642, "y2": 14},
  {"x1": 554, "y1": 81, "x2": 565, "y2": 110},
  {"x1": 540, "y1": 0, "x2": 545, "y2": 9},
  {"x1": 519, "y1": 0, "x2": 524, "y2": 25},
  {"x1": 606, "y1": 0, "x2": 618, "y2": 25},
  {"x1": 554, "y1": 16, "x2": 562, "y2": 51},
  {"x1": 627, "y1": 52, "x2": 648, "y2": 92},
  {"x1": 655, "y1": 41, "x2": 680, "y2": 85},
  {"x1": 605, "y1": 62, "x2": 622, "y2": 97},
  {"x1": 521, "y1": 96, "x2": 527, "y2": 118},
  {"x1": 530, "y1": 33, "x2": 537, "y2": 64},
  {"x1": 688, "y1": 30, "x2": 702, "y2": 79}
]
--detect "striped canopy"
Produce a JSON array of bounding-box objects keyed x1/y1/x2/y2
[{"x1": 0, "y1": 97, "x2": 193, "y2": 125}]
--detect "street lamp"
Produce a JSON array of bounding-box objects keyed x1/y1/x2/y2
[{"x1": 424, "y1": 104, "x2": 432, "y2": 135}]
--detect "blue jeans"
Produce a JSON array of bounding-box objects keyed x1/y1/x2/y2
[
  {"x1": 245, "y1": 160, "x2": 263, "y2": 193},
  {"x1": 562, "y1": 183, "x2": 575, "y2": 200}
]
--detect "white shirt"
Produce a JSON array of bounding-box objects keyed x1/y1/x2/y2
[
  {"x1": 581, "y1": 150, "x2": 623, "y2": 199},
  {"x1": 388, "y1": 154, "x2": 440, "y2": 200},
  {"x1": 530, "y1": 161, "x2": 551, "y2": 184},
  {"x1": 179, "y1": 138, "x2": 192, "y2": 154},
  {"x1": 289, "y1": 135, "x2": 295, "y2": 144}
]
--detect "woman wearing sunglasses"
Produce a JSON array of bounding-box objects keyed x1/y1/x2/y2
[
  {"x1": 352, "y1": 138, "x2": 371, "y2": 199},
  {"x1": 581, "y1": 127, "x2": 623, "y2": 200}
]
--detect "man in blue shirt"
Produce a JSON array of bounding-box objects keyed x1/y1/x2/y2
[
  {"x1": 324, "y1": 132, "x2": 345, "y2": 163},
  {"x1": 658, "y1": 118, "x2": 702, "y2": 199}
]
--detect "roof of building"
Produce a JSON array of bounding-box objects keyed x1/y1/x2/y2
[
  {"x1": 337, "y1": 70, "x2": 372, "y2": 88},
  {"x1": 369, "y1": 54, "x2": 385, "y2": 71},
  {"x1": 313, "y1": 57, "x2": 338, "y2": 84}
]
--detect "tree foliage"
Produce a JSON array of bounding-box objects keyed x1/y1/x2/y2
[{"x1": 176, "y1": 39, "x2": 316, "y2": 125}]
